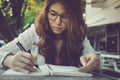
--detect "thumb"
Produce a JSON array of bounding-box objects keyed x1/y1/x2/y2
[
  {"x1": 32, "y1": 54, "x2": 38, "y2": 65},
  {"x1": 80, "y1": 56, "x2": 87, "y2": 67}
]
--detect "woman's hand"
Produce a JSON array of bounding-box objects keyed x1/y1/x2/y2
[
  {"x1": 79, "y1": 53, "x2": 100, "y2": 72},
  {"x1": 3, "y1": 51, "x2": 38, "y2": 73}
]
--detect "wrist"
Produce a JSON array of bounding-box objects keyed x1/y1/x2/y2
[{"x1": 2, "y1": 53, "x2": 14, "y2": 69}]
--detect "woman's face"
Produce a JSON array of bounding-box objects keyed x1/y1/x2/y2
[{"x1": 48, "y1": 2, "x2": 69, "y2": 35}]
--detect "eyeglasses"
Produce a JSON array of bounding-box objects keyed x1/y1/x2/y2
[{"x1": 48, "y1": 10, "x2": 69, "y2": 22}]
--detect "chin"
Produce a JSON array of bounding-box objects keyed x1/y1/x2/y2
[{"x1": 53, "y1": 31, "x2": 62, "y2": 35}]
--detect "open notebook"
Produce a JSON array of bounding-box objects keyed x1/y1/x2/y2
[{"x1": 2, "y1": 64, "x2": 92, "y2": 77}]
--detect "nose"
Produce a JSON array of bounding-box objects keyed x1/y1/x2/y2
[{"x1": 55, "y1": 16, "x2": 62, "y2": 25}]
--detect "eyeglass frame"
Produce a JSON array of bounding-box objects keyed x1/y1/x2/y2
[{"x1": 47, "y1": 10, "x2": 69, "y2": 23}]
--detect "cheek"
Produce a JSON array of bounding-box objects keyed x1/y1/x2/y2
[
  {"x1": 48, "y1": 20, "x2": 53, "y2": 29},
  {"x1": 48, "y1": 20, "x2": 52, "y2": 26},
  {"x1": 63, "y1": 23, "x2": 68, "y2": 30},
  {"x1": 63, "y1": 25, "x2": 68, "y2": 31}
]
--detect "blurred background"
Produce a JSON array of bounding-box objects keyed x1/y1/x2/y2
[
  {"x1": 85, "y1": 0, "x2": 120, "y2": 78},
  {"x1": 0, "y1": 0, "x2": 120, "y2": 78},
  {"x1": 0, "y1": 0, "x2": 44, "y2": 43}
]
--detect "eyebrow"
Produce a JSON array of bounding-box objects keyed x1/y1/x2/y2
[{"x1": 49, "y1": 9, "x2": 68, "y2": 15}]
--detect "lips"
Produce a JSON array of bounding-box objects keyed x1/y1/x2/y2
[{"x1": 53, "y1": 27, "x2": 62, "y2": 31}]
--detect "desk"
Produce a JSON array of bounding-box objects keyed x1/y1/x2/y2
[{"x1": 0, "y1": 68, "x2": 117, "y2": 80}]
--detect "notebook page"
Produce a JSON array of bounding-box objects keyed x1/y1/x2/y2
[
  {"x1": 48, "y1": 64, "x2": 92, "y2": 77},
  {"x1": 49, "y1": 64, "x2": 79, "y2": 72},
  {"x1": 2, "y1": 69, "x2": 49, "y2": 76}
]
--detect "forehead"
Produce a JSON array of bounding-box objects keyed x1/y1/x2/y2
[{"x1": 49, "y1": 2, "x2": 67, "y2": 14}]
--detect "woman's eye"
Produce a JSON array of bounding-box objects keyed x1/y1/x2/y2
[
  {"x1": 50, "y1": 13, "x2": 57, "y2": 16},
  {"x1": 61, "y1": 15, "x2": 68, "y2": 19},
  {"x1": 62, "y1": 16, "x2": 67, "y2": 19}
]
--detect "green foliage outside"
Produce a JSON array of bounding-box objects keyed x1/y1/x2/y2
[
  {"x1": 23, "y1": 0, "x2": 44, "y2": 26},
  {"x1": 0, "y1": 1, "x2": 1, "y2": 5}
]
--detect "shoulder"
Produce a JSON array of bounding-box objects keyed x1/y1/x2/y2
[
  {"x1": 27, "y1": 24, "x2": 39, "y2": 42},
  {"x1": 25, "y1": 24, "x2": 36, "y2": 34},
  {"x1": 23, "y1": 24, "x2": 38, "y2": 37}
]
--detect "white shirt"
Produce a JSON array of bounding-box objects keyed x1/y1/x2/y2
[{"x1": 0, "y1": 24, "x2": 95, "y2": 68}]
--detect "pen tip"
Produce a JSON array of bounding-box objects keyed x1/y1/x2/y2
[
  {"x1": 34, "y1": 64, "x2": 39, "y2": 68},
  {"x1": 34, "y1": 64, "x2": 41, "y2": 71}
]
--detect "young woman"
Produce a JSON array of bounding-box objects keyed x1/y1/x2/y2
[{"x1": 0, "y1": 0, "x2": 100, "y2": 73}]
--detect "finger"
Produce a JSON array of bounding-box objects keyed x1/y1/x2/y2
[
  {"x1": 86, "y1": 54, "x2": 100, "y2": 67},
  {"x1": 14, "y1": 66, "x2": 29, "y2": 73},
  {"x1": 18, "y1": 55, "x2": 34, "y2": 67},
  {"x1": 86, "y1": 62, "x2": 99, "y2": 72},
  {"x1": 17, "y1": 52, "x2": 38, "y2": 72},
  {"x1": 80, "y1": 56, "x2": 87, "y2": 67},
  {"x1": 79, "y1": 67, "x2": 87, "y2": 72},
  {"x1": 21, "y1": 52, "x2": 37, "y2": 65},
  {"x1": 85, "y1": 54, "x2": 97, "y2": 67},
  {"x1": 86, "y1": 59, "x2": 94, "y2": 67},
  {"x1": 33, "y1": 54, "x2": 38, "y2": 65},
  {"x1": 24, "y1": 64, "x2": 38, "y2": 72},
  {"x1": 80, "y1": 60, "x2": 99, "y2": 72},
  {"x1": 15, "y1": 61, "x2": 37, "y2": 72}
]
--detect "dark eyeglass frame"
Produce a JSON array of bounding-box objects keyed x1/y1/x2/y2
[{"x1": 48, "y1": 10, "x2": 69, "y2": 23}]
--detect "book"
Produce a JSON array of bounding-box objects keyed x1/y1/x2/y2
[{"x1": 2, "y1": 64, "x2": 93, "y2": 77}]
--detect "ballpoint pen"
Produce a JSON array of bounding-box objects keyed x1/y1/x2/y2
[{"x1": 16, "y1": 42, "x2": 40, "y2": 71}]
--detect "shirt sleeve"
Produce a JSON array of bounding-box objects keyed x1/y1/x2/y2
[
  {"x1": 0, "y1": 24, "x2": 44, "y2": 68},
  {"x1": 82, "y1": 36, "x2": 95, "y2": 54}
]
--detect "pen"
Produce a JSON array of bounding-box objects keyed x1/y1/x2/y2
[{"x1": 16, "y1": 42, "x2": 40, "y2": 70}]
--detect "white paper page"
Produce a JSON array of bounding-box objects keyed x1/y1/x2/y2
[
  {"x1": 49, "y1": 64, "x2": 79, "y2": 72},
  {"x1": 2, "y1": 69, "x2": 49, "y2": 76},
  {"x1": 48, "y1": 64, "x2": 92, "y2": 77},
  {"x1": 2, "y1": 64, "x2": 93, "y2": 77}
]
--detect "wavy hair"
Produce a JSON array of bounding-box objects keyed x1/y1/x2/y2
[{"x1": 35, "y1": 0, "x2": 87, "y2": 66}]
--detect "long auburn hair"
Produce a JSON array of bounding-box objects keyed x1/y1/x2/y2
[{"x1": 35, "y1": 0, "x2": 87, "y2": 66}]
